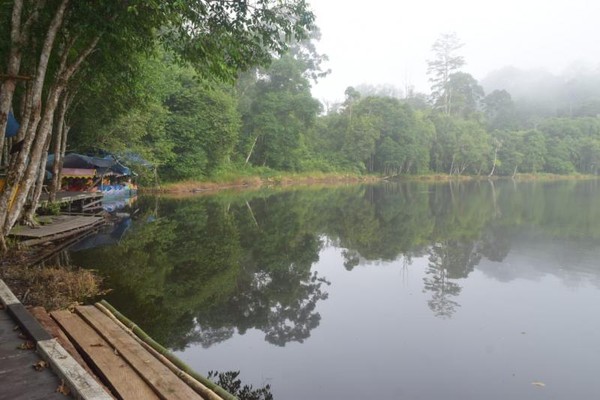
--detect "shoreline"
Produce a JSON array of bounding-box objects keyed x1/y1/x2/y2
[
  {"x1": 141, "y1": 172, "x2": 599, "y2": 194},
  {"x1": 142, "y1": 173, "x2": 382, "y2": 194}
]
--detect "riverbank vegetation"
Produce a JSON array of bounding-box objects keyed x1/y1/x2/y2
[
  {"x1": 1, "y1": 2, "x2": 600, "y2": 247},
  {"x1": 0, "y1": 0, "x2": 317, "y2": 249},
  {"x1": 0, "y1": 262, "x2": 104, "y2": 309},
  {"x1": 69, "y1": 31, "x2": 600, "y2": 187}
]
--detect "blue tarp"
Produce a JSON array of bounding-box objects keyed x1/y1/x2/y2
[{"x1": 5, "y1": 111, "x2": 19, "y2": 137}]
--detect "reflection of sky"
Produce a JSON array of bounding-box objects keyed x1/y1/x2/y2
[
  {"x1": 477, "y1": 230, "x2": 600, "y2": 289},
  {"x1": 176, "y1": 241, "x2": 600, "y2": 400}
]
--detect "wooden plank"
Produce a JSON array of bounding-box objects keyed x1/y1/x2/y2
[
  {"x1": 39, "y1": 191, "x2": 103, "y2": 204},
  {"x1": 30, "y1": 307, "x2": 103, "y2": 384},
  {"x1": 0, "y1": 367, "x2": 68, "y2": 400},
  {"x1": 0, "y1": 279, "x2": 20, "y2": 305},
  {"x1": 52, "y1": 310, "x2": 159, "y2": 400},
  {"x1": 0, "y1": 308, "x2": 69, "y2": 400},
  {"x1": 76, "y1": 306, "x2": 204, "y2": 400},
  {"x1": 7, "y1": 303, "x2": 53, "y2": 342},
  {"x1": 82, "y1": 199, "x2": 103, "y2": 210},
  {"x1": 18, "y1": 219, "x2": 105, "y2": 247},
  {"x1": 37, "y1": 338, "x2": 113, "y2": 400},
  {"x1": 10, "y1": 216, "x2": 104, "y2": 238}
]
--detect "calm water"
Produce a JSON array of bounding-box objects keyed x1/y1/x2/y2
[{"x1": 69, "y1": 180, "x2": 600, "y2": 399}]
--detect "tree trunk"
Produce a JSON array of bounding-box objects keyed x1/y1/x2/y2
[
  {"x1": 23, "y1": 134, "x2": 53, "y2": 225},
  {"x1": 3, "y1": 25, "x2": 99, "y2": 234},
  {"x1": 3, "y1": 83, "x2": 65, "y2": 236},
  {"x1": 49, "y1": 91, "x2": 70, "y2": 201},
  {"x1": 1, "y1": 21, "x2": 100, "y2": 240},
  {"x1": 0, "y1": 0, "x2": 69, "y2": 251},
  {"x1": 449, "y1": 154, "x2": 455, "y2": 176},
  {"x1": 0, "y1": 0, "x2": 25, "y2": 165},
  {"x1": 244, "y1": 135, "x2": 258, "y2": 165},
  {"x1": 56, "y1": 121, "x2": 70, "y2": 194},
  {"x1": 488, "y1": 147, "x2": 498, "y2": 177}
]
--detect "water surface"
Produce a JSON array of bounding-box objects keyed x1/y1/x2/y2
[{"x1": 70, "y1": 180, "x2": 600, "y2": 399}]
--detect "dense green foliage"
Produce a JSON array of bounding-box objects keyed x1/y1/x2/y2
[
  {"x1": 0, "y1": 0, "x2": 318, "y2": 247},
  {"x1": 69, "y1": 32, "x2": 600, "y2": 181}
]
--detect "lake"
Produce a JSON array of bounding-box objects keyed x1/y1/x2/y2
[{"x1": 69, "y1": 180, "x2": 600, "y2": 399}]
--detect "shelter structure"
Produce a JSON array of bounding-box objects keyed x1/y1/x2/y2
[{"x1": 46, "y1": 153, "x2": 137, "y2": 195}]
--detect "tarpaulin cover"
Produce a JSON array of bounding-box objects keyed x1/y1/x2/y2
[
  {"x1": 46, "y1": 153, "x2": 133, "y2": 176},
  {"x1": 5, "y1": 111, "x2": 19, "y2": 137},
  {"x1": 61, "y1": 168, "x2": 96, "y2": 178}
]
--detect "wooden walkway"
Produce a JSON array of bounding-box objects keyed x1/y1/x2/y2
[
  {"x1": 39, "y1": 192, "x2": 103, "y2": 206},
  {"x1": 9, "y1": 215, "x2": 105, "y2": 246},
  {"x1": 50, "y1": 305, "x2": 225, "y2": 400},
  {"x1": 38, "y1": 192, "x2": 104, "y2": 214},
  {"x1": 0, "y1": 304, "x2": 67, "y2": 400}
]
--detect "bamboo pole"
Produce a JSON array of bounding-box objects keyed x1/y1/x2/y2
[
  {"x1": 94, "y1": 303, "x2": 222, "y2": 400},
  {"x1": 96, "y1": 301, "x2": 237, "y2": 400}
]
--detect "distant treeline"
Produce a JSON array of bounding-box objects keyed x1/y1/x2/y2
[
  {"x1": 73, "y1": 57, "x2": 600, "y2": 182},
  {"x1": 69, "y1": 36, "x2": 600, "y2": 181}
]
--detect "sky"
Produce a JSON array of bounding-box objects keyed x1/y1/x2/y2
[{"x1": 308, "y1": 0, "x2": 600, "y2": 103}]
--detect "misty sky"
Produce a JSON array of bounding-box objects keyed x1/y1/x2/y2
[{"x1": 309, "y1": 0, "x2": 600, "y2": 102}]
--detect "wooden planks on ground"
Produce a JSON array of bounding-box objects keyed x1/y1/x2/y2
[
  {"x1": 39, "y1": 191, "x2": 103, "y2": 205},
  {"x1": 30, "y1": 307, "x2": 110, "y2": 392},
  {"x1": 10, "y1": 216, "x2": 104, "y2": 239},
  {"x1": 0, "y1": 307, "x2": 67, "y2": 400},
  {"x1": 51, "y1": 306, "x2": 206, "y2": 400},
  {"x1": 75, "y1": 306, "x2": 204, "y2": 400},
  {"x1": 52, "y1": 310, "x2": 158, "y2": 400}
]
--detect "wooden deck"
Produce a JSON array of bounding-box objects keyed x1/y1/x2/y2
[
  {"x1": 39, "y1": 192, "x2": 103, "y2": 206},
  {"x1": 38, "y1": 192, "x2": 104, "y2": 214},
  {"x1": 9, "y1": 215, "x2": 105, "y2": 246},
  {"x1": 50, "y1": 305, "x2": 223, "y2": 400},
  {"x1": 0, "y1": 304, "x2": 67, "y2": 400}
]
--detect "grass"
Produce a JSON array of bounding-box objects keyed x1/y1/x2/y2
[
  {"x1": 0, "y1": 264, "x2": 106, "y2": 310},
  {"x1": 148, "y1": 170, "x2": 380, "y2": 193},
  {"x1": 145, "y1": 167, "x2": 599, "y2": 194},
  {"x1": 512, "y1": 172, "x2": 598, "y2": 181}
]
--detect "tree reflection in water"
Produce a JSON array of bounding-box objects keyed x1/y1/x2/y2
[{"x1": 68, "y1": 180, "x2": 600, "y2": 348}]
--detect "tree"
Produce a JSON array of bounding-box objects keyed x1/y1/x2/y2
[
  {"x1": 162, "y1": 68, "x2": 240, "y2": 179},
  {"x1": 238, "y1": 33, "x2": 326, "y2": 170},
  {"x1": 494, "y1": 130, "x2": 525, "y2": 177},
  {"x1": 445, "y1": 72, "x2": 484, "y2": 118},
  {"x1": 427, "y1": 32, "x2": 465, "y2": 115},
  {"x1": 0, "y1": 0, "x2": 316, "y2": 249},
  {"x1": 483, "y1": 89, "x2": 518, "y2": 131},
  {"x1": 520, "y1": 129, "x2": 547, "y2": 173}
]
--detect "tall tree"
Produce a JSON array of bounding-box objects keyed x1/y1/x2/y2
[
  {"x1": 427, "y1": 32, "x2": 465, "y2": 115},
  {"x1": 446, "y1": 72, "x2": 484, "y2": 118},
  {"x1": 238, "y1": 32, "x2": 326, "y2": 170}
]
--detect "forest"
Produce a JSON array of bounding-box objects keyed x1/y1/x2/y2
[
  {"x1": 69, "y1": 32, "x2": 600, "y2": 181},
  {"x1": 2, "y1": 3, "x2": 600, "y2": 247}
]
